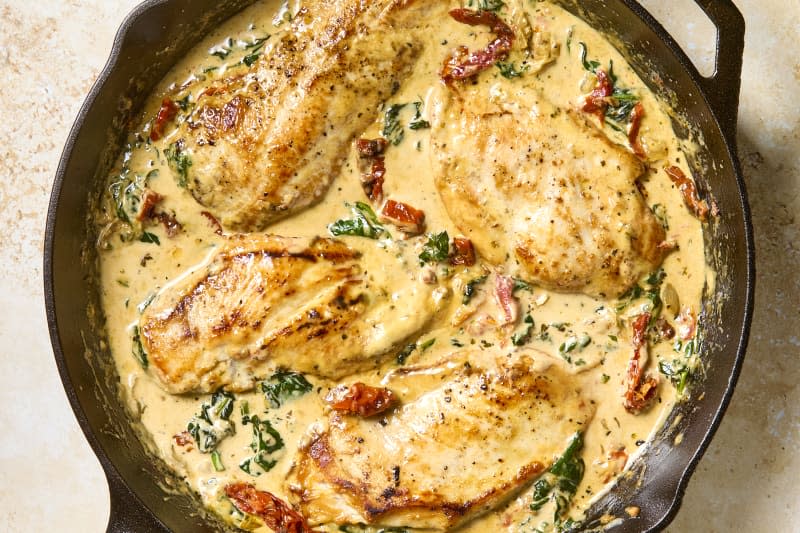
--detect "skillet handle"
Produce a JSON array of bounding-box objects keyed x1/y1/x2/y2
[
  {"x1": 692, "y1": 0, "x2": 745, "y2": 141},
  {"x1": 105, "y1": 467, "x2": 170, "y2": 533}
]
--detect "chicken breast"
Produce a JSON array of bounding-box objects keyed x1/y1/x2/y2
[
  {"x1": 430, "y1": 85, "x2": 666, "y2": 298},
  {"x1": 170, "y1": 0, "x2": 451, "y2": 231},
  {"x1": 287, "y1": 351, "x2": 593, "y2": 529},
  {"x1": 138, "y1": 234, "x2": 444, "y2": 393}
]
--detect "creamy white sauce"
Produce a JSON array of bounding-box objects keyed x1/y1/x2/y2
[{"x1": 95, "y1": 1, "x2": 709, "y2": 531}]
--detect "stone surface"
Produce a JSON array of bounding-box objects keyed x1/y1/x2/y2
[{"x1": 0, "y1": 0, "x2": 796, "y2": 531}]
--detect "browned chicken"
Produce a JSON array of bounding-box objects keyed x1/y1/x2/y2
[
  {"x1": 431, "y1": 85, "x2": 666, "y2": 298},
  {"x1": 138, "y1": 234, "x2": 443, "y2": 394},
  {"x1": 169, "y1": 0, "x2": 452, "y2": 231},
  {"x1": 287, "y1": 350, "x2": 593, "y2": 530}
]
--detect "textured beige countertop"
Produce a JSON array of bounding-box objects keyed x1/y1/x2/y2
[{"x1": 0, "y1": 0, "x2": 797, "y2": 531}]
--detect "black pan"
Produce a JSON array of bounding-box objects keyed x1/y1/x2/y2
[{"x1": 44, "y1": 0, "x2": 754, "y2": 531}]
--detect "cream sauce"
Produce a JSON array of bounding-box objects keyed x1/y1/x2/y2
[{"x1": 96, "y1": 1, "x2": 709, "y2": 531}]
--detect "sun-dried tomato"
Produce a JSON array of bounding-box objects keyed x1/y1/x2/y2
[
  {"x1": 326, "y1": 382, "x2": 397, "y2": 417},
  {"x1": 580, "y1": 69, "x2": 614, "y2": 122},
  {"x1": 441, "y1": 9, "x2": 515, "y2": 85},
  {"x1": 152, "y1": 211, "x2": 182, "y2": 237},
  {"x1": 136, "y1": 189, "x2": 164, "y2": 222},
  {"x1": 200, "y1": 210, "x2": 224, "y2": 235},
  {"x1": 362, "y1": 157, "x2": 386, "y2": 203},
  {"x1": 627, "y1": 102, "x2": 646, "y2": 158},
  {"x1": 356, "y1": 138, "x2": 388, "y2": 158},
  {"x1": 653, "y1": 316, "x2": 676, "y2": 342},
  {"x1": 173, "y1": 431, "x2": 192, "y2": 447},
  {"x1": 665, "y1": 166, "x2": 710, "y2": 222},
  {"x1": 225, "y1": 483, "x2": 312, "y2": 533},
  {"x1": 623, "y1": 312, "x2": 659, "y2": 414},
  {"x1": 449, "y1": 237, "x2": 476, "y2": 266},
  {"x1": 150, "y1": 97, "x2": 179, "y2": 141},
  {"x1": 379, "y1": 199, "x2": 425, "y2": 235}
]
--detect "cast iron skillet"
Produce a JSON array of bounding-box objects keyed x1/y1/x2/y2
[{"x1": 44, "y1": 0, "x2": 754, "y2": 531}]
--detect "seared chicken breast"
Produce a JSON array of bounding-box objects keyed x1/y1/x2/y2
[
  {"x1": 138, "y1": 234, "x2": 443, "y2": 393},
  {"x1": 287, "y1": 351, "x2": 593, "y2": 529},
  {"x1": 170, "y1": 0, "x2": 452, "y2": 231},
  {"x1": 431, "y1": 85, "x2": 666, "y2": 298}
]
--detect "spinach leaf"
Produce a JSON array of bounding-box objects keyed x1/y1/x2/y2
[
  {"x1": 187, "y1": 391, "x2": 236, "y2": 453},
  {"x1": 131, "y1": 325, "x2": 148, "y2": 369},
  {"x1": 496, "y1": 61, "x2": 529, "y2": 79},
  {"x1": 409, "y1": 100, "x2": 431, "y2": 130},
  {"x1": 463, "y1": 274, "x2": 488, "y2": 304},
  {"x1": 164, "y1": 141, "x2": 192, "y2": 188},
  {"x1": 382, "y1": 103, "x2": 406, "y2": 145},
  {"x1": 139, "y1": 231, "x2": 160, "y2": 245},
  {"x1": 396, "y1": 338, "x2": 436, "y2": 365},
  {"x1": 239, "y1": 414, "x2": 284, "y2": 476},
  {"x1": 261, "y1": 370, "x2": 313, "y2": 408},
  {"x1": 530, "y1": 432, "x2": 585, "y2": 529},
  {"x1": 419, "y1": 231, "x2": 450, "y2": 265},
  {"x1": 512, "y1": 315, "x2": 535, "y2": 346},
  {"x1": 329, "y1": 202, "x2": 386, "y2": 239}
]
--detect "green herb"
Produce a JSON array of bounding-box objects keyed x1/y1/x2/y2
[
  {"x1": 551, "y1": 322, "x2": 570, "y2": 332},
  {"x1": 463, "y1": 275, "x2": 488, "y2": 304},
  {"x1": 187, "y1": 391, "x2": 235, "y2": 453},
  {"x1": 496, "y1": 61, "x2": 529, "y2": 79},
  {"x1": 329, "y1": 202, "x2": 386, "y2": 239},
  {"x1": 659, "y1": 359, "x2": 690, "y2": 396},
  {"x1": 108, "y1": 160, "x2": 152, "y2": 225},
  {"x1": 397, "y1": 338, "x2": 437, "y2": 365},
  {"x1": 578, "y1": 42, "x2": 601, "y2": 72},
  {"x1": 131, "y1": 326, "x2": 148, "y2": 369},
  {"x1": 382, "y1": 103, "x2": 406, "y2": 145},
  {"x1": 239, "y1": 414, "x2": 284, "y2": 476},
  {"x1": 137, "y1": 292, "x2": 156, "y2": 314},
  {"x1": 559, "y1": 334, "x2": 590, "y2": 363},
  {"x1": 615, "y1": 269, "x2": 665, "y2": 321},
  {"x1": 566, "y1": 26, "x2": 574, "y2": 53},
  {"x1": 512, "y1": 315, "x2": 535, "y2": 346},
  {"x1": 530, "y1": 432, "x2": 585, "y2": 530},
  {"x1": 175, "y1": 95, "x2": 192, "y2": 112},
  {"x1": 512, "y1": 277, "x2": 534, "y2": 293},
  {"x1": 396, "y1": 343, "x2": 417, "y2": 365},
  {"x1": 601, "y1": 373, "x2": 610, "y2": 383},
  {"x1": 661, "y1": 337, "x2": 701, "y2": 396},
  {"x1": 139, "y1": 231, "x2": 160, "y2": 245},
  {"x1": 164, "y1": 141, "x2": 192, "y2": 188},
  {"x1": 117, "y1": 279, "x2": 129, "y2": 288},
  {"x1": 242, "y1": 52, "x2": 260, "y2": 66},
  {"x1": 419, "y1": 231, "x2": 450, "y2": 265},
  {"x1": 451, "y1": 338, "x2": 464, "y2": 347},
  {"x1": 261, "y1": 370, "x2": 312, "y2": 408},
  {"x1": 211, "y1": 450, "x2": 225, "y2": 471},
  {"x1": 467, "y1": 0, "x2": 505, "y2": 11},
  {"x1": 420, "y1": 338, "x2": 436, "y2": 351},
  {"x1": 245, "y1": 36, "x2": 270, "y2": 50},
  {"x1": 409, "y1": 100, "x2": 430, "y2": 130},
  {"x1": 608, "y1": 334, "x2": 618, "y2": 342}
]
